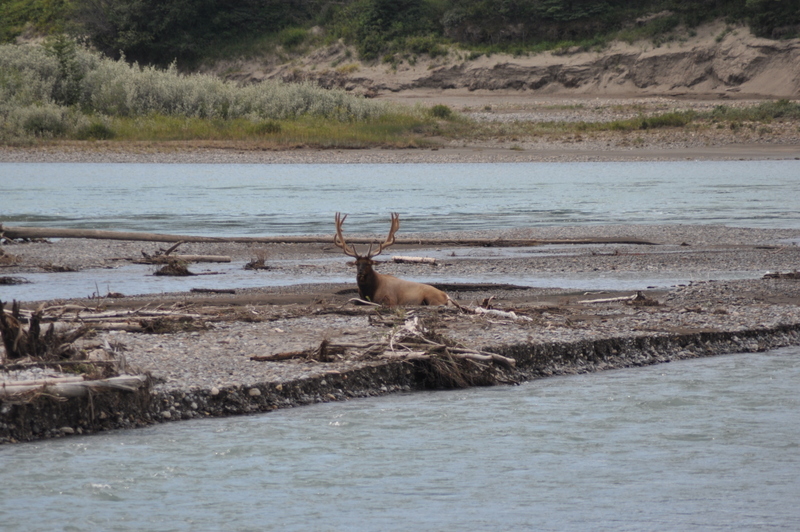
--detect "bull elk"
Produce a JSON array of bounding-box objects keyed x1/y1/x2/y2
[{"x1": 334, "y1": 212, "x2": 451, "y2": 306}]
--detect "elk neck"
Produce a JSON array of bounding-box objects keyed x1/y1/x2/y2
[{"x1": 355, "y1": 258, "x2": 379, "y2": 301}]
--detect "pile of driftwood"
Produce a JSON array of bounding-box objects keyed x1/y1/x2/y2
[
  {"x1": 1, "y1": 300, "x2": 89, "y2": 362},
  {"x1": 1, "y1": 299, "x2": 149, "y2": 402},
  {"x1": 1, "y1": 300, "x2": 204, "y2": 337},
  {"x1": 252, "y1": 314, "x2": 518, "y2": 388},
  {"x1": 137, "y1": 241, "x2": 231, "y2": 276}
]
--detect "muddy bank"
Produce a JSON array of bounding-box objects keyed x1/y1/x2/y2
[{"x1": 3, "y1": 315, "x2": 799, "y2": 443}]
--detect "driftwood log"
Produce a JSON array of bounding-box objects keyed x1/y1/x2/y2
[
  {"x1": 136, "y1": 255, "x2": 231, "y2": 264},
  {"x1": 0, "y1": 225, "x2": 659, "y2": 247},
  {"x1": 578, "y1": 291, "x2": 650, "y2": 304},
  {"x1": 392, "y1": 256, "x2": 437, "y2": 265},
  {"x1": 473, "y1": 307, "x2": 533, "y2": 321},
  {"x1": 4, "y1": 305, "x2": 205, "y2": 336},
  {"x1": 0, "y1": 375, "x2": 147, "y2": 398},
  {"x1": 137, "y1": 241, "x2": 231, "y2": 264},
  {"x1": 763, "y1": 271, "x2": 800, "y2": 280}
]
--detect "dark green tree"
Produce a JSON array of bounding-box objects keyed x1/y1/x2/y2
[
  {"x1": 333, "y1": 0, "x2": 441, "y2": 60},
  {"x1": 72, "y1": 0, "x2": 316, "y2": 65}
]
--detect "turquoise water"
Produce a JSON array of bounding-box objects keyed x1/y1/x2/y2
[
  {"x1": 1, "y1": 347, "x2": 799, "y2": 531},
  {"x1": 2, "y1": 160, "x2": 799, "y2": 235},
  {"x1": 2, "y1": 160, "x2": 800, "y2": 529}
]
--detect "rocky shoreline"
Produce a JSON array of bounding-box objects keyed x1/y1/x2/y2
[{"x1": 2, "y1": 224, "x2": 800, "y2": 443}]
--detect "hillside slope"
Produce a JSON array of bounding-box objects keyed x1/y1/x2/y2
[{"x1": 217, "y1": 22, "x2": 800, "y2": 99}]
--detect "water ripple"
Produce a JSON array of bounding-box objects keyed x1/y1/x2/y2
[{"x1": 2, "y1": 161, "x2": 799, "y2": 236}]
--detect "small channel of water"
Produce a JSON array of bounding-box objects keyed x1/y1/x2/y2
[{"x1": 0, "y1": 246, "x2": 760, "y2": 302}]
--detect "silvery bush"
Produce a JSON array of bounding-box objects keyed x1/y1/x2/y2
[{"x1": 0, "y1": 41, "x2": 389, "y2": 139}]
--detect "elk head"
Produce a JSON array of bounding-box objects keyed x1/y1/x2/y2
[{"x1": 334, "y1": 212, "x2": 449, "y2": 306}]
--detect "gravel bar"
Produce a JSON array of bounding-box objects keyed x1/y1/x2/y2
[{"x1": 3, "y1": 224, "x2": 800, "y2": 443}]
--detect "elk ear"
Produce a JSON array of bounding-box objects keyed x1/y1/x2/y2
[{"x1": 346, "y1": 260, "x2": 357, "y2": 267}]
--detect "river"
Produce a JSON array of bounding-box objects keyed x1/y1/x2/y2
[
  {"x1": 2, "y1": 160, "x2": 800, "y2": 235},
  {"x1": 1, "y1": 160, "x2": 800, "y2": 530},
  {"x1": 1, "y1": 346, "x2": 799, "y2": 531},
  {"x1": 3, "y1": 160, "x2": 800, "y2": 300}
]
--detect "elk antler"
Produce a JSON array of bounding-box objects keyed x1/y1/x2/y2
[
  {"x1": 334, "y1": 212, "x2": 360, "y2": 258},
  {"x1": 334, "y1": 212, "x2": 401, "y2": 259},
  {"x1": 371, "y1": 212, "x2": 400, "y2": 258}
]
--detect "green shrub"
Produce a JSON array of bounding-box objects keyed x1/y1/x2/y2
[
  {"x1": 23, "y1": 110, "x2": 64, "y2": 136},
  {"x1": 406, "y1": 35, "x2": 447, "y2": 57},
  {"x1": 253, "y1": 120, "x2": 282, "y2": 135},
  {"x1": 710, "y1": 100, "x2": 800, "y2": 122},
  {"x1": 77, "y1": 121, "x2": 116, "y2": 140},
  {"x1": 0, "y1": 42, "x2": 390, "y2": 122},
  {"x1": 430, "y1": 104, "x2": 452, "y2": 119},
  {"x1": 19, "y1": 104, "x2": 74, "y2": 137},
  {"x1": 639, "y1": 111, "x2": 694, "y2": 129},
  {"x1": 278, "y1": 27, "x2": 307, "y2": 50},
  {"x1": 331, "y1": 0, "x2": 440, "y2": 61}
]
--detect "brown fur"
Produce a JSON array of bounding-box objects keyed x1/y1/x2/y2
[
  {"x1": 354, "y1": 257, "x2": 449, "y2": 306},
  {"x1": 335, "y1": 212, "x2": 450, "y2": 307}
]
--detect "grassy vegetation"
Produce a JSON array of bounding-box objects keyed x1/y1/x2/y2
[
  {"x1": 100, "y1": 113, "x2": 434, "y2": 148},
  {"x1": 0, "y1": 41, "x2": 441, "y2": 146},
  {"x1": 426, "y1": 102, "x2": 800, "y2": 144},
  {"x1": 2, "y1": 40, "x2": 798, "y2": 148},
  {"x1": 710, "y1": 100, "x2": 800, "y2": 122}
]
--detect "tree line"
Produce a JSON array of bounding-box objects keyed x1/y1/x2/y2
[{"x1": 2, "y1": 0, "x2": 799, "y2": 66}]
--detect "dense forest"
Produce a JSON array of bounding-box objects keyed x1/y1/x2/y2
[{"x1": 1, "y1": 0, "x2": 799, "y2": 66}]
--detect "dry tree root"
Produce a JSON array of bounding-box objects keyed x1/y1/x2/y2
[
  {"x1": 244, "y1": 249, "x2": 272, "y2": 270},
  {"x1": 150, "y1": 244, "x2": 194, "y2": 275},
  {"x1": 0, "y1": 276, "x2": 30, "y2": 285},
  {"x1": 1, "y1": 299, "x2": 89, "y2": 361},
  {"x1": 154, "y1": 259, "x2": 194, "y2": 276},
  {"x1": 384, "y1": 316, "x2": 518, "y2": 388}
]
